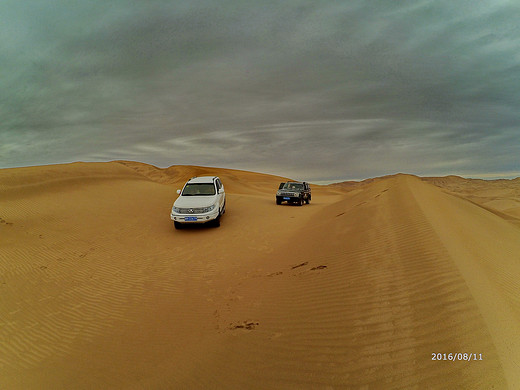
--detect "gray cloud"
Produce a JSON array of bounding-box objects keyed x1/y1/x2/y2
[{"x1": 1, "y1": 0, "x2": 519, "y2": 181}]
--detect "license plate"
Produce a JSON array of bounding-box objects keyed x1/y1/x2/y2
[
  {"x1": 283, "y1": 197, "x2": 290, "y2": 200},
  {"x1": 185, "y1": 216, "x2": 197, "y2": 221}
]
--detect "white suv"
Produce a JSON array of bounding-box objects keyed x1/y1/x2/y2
[{"x1": 170, "y1": 176, "x2": 226, "y2": 229}]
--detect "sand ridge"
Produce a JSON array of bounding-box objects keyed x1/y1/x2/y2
[{"x1": 1, "y1": 162, "x2": 519, "y2": 389}]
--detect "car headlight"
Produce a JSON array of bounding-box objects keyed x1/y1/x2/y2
[
  {"x1": 203, "y1": 205, "x2": 216, "y2": 213},
  {"x1": 172, "y1": 207, "x2": 181, "y2": 213}
]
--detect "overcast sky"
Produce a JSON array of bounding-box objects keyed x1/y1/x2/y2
[{"x1": 1, "y1": 0, "x2": 519, "y2": 181}]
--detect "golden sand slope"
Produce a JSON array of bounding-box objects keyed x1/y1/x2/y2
[{"x1": 1, "y1": 162, "x2": 519, "y2": 389}]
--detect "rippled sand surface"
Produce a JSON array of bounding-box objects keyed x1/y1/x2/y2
[{"x1": 1, "y1": 162, "x2": 519, "y2": 389}]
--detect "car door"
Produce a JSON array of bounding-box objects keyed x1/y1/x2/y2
[{"x1": 216, "y1": 178, "x2": 225, "y2": 212}]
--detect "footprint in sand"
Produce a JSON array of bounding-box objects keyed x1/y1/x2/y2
[
  {"x1": 310, "y1": 265, "x2": 327, "y2": 271},
  {"x1": 229, "y1": 321, "x2": 259, "y2": 330},
  {"x1": 0, "y1": 218, "x2": 13, "y2": 226},
  {"x1": 375, "y1": 189, "x2": 389, "y2": 198}
]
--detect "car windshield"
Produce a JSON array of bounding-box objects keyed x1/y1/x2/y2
[
  {"x1": 283, "y1": 183, "x2": 303, "y2": 190},
  {"x1": 182, "y1": 183, "x2": 216, "y2": 196}
]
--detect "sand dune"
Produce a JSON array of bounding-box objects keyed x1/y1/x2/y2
[{"x1": 1, "y1": 162, "x2": 519, "y2": 389}]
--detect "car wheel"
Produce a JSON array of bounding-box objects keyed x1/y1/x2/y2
[
  {"x1": 305, "y1": 196, "x2": 310, "y2": 204},
  {"x1": 276, "y1": 198, "x2": 282, "y2": 205},
  {"x1": 213, "y1": 214, "x2": 221, "y2": 227},
  {"x1": 297, "y1": 197, "x2": 303, "y2": 206},
  {"x1": 174, "y1": 221, "x2": 183, "y2": 230}
]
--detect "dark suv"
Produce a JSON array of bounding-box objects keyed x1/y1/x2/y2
[{"x1": 276, "y1": 181, "x2": 311, "y2": 206}]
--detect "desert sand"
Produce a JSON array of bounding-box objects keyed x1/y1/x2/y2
[{"x1": 1, "y1": 161, "x2": 519, "y2": 389}]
